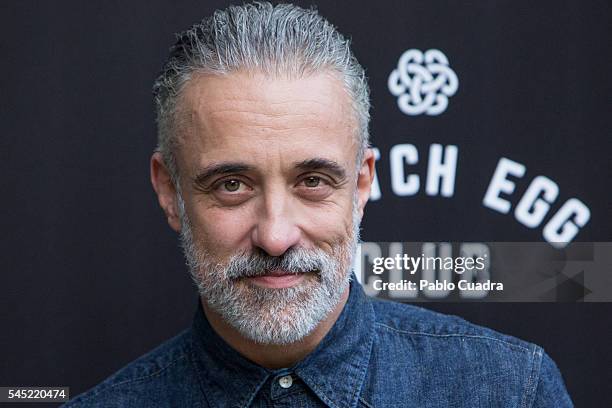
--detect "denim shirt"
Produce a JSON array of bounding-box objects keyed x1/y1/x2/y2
[{"x1": 65, "y1": 277, "x2": 573, "y2": 407}]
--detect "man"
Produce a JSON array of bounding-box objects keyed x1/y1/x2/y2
[{"x1": 66, "y1": 2, "x2": 572, "y2": 407}]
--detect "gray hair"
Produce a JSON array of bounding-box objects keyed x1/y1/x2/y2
[{"x1": 152, "y1": 1, "x2": 370, "y2": 183}]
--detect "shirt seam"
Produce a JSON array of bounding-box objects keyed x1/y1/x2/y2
[
  {"x1": 375, "y1": 322, "x2": 531, "y2": 352},
  {"x1": 520, "y1": 346, "x2": 543, "y2": 408},
  {"x1": 358, "y1": 396, "x2": 375, "y2": 408},
  {"x1": 238, "y1": 375, "x2": 270, "y2": 408}
]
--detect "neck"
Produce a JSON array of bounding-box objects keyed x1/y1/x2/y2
[{"x1": 201, "y1": 286, "x2": 350, "y2": 369}]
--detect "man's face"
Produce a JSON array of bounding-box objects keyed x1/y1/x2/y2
[{"x1": 152, "y1": 71, "x2": 374, "y2": 344}]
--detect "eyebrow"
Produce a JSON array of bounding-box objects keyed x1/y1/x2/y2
[
  {"x1": 294, "y1": 158, "x2": 347, "y2": 181},
  {"x1": 192, "y1": 162, "x2": 255, "y2": 186}
]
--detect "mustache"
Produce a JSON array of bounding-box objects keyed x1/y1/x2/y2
[{"x1": 223, "y1": 247, "x2": 329, "y2": 280}]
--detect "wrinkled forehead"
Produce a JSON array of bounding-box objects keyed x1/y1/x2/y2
[{"x1": 173, "y1": 70, "x2": 360, "y2": 175}]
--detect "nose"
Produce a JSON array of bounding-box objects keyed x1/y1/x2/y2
[{"x1": 251, "y1": 191, "x2": 301, "y2": 257}]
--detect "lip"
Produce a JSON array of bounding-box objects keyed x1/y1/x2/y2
[{"x1": 247, "y1": 270, "x2": 306, "y2": 289}]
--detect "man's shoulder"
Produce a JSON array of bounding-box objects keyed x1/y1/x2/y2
[
  {"x1": 370, "y1": 297, "x2": 537, "y2": 354},
  {"x1": 365, "y1": 298, "x2": 573, "y2": 406},
  {"x1": 63, "y1": 329, "x2": 199, "y2": 407}
]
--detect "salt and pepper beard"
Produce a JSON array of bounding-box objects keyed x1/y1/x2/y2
[{"x1": 176, "y1": 190, "x2": 361, "y2": 345}]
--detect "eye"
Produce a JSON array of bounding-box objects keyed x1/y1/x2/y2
[
  {"x1": 210, "y1": 177, "x2": 254, "y2": 205},
  {"x1": 296, "y1": 174, "x2": 335, "y2": 201},
  {"x1": 222, "y1": 179, "x2": 242, "y2": 192},
  {"x1": 303, "y1": 176, "x2": 321, "y2": 188}
]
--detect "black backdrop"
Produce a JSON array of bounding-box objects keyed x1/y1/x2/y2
[{"x1": 1, "y1": 1, "x2": 611, "y2": 406}]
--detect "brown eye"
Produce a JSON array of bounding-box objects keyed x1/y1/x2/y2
[
  {"x1": 223, "y1": 179, "x2": 241, "y2": 192},
  {"x1": 304, "y1": 176, "x2": 321, "y2": 188}
]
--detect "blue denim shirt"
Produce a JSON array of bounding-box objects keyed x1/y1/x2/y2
[{"x1": 65, "y1": 277, "x2": 572, "y2": 407}]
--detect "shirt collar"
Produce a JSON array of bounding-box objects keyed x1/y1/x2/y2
[{"x1": 189, "y1": 275, "x2": 376, "y2": 408}]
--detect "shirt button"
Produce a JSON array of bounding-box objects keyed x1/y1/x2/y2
[{"x1": 278, "y1": 375, "x2": 293, "y2": 389}]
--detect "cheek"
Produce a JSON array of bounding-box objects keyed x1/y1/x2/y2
[
  {"x1": 302, "y1": 202, "x2": 354, "y2": 247},
  {"x1": 189, "y1": 206, "x2": 254, "y2": 254}
]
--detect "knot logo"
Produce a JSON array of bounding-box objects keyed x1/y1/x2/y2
[{"x1": 388, "y1": 49, "x2": 458, "y2": 116}]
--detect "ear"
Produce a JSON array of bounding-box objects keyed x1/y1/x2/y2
[
  {"x1": 356, "y1": 148, "x2": 376, "y2": 218},
  {"x1": 150, "y1": 152, "x2": 182, "y2": 233}
]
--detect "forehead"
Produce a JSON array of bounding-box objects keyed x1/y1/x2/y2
[{"x1": 175, "y1": 70, "x2": 358, "y2": 174}]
